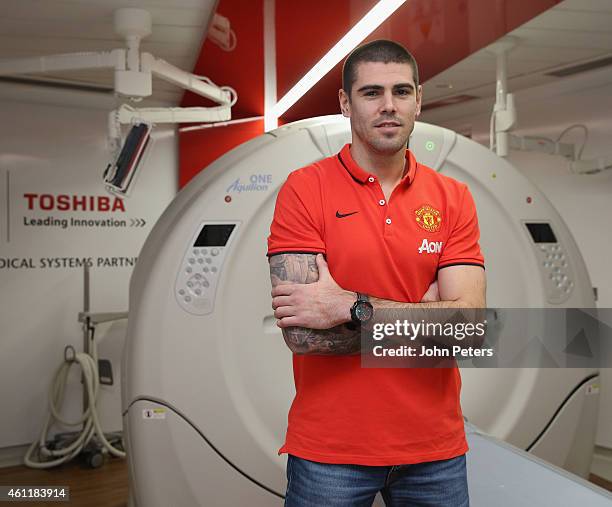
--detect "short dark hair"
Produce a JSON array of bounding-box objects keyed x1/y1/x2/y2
[{"x1": 342, "y1": 40, "x2": 419, "y2": 98}]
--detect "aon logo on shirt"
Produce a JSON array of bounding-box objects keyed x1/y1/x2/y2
[{"x1": 418, "y1": 239, "x2": 443, "y2": 254}]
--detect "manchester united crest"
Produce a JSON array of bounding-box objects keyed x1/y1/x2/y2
[{"x1": 415, "y1": 204, "x2": 442, "y2": 233}]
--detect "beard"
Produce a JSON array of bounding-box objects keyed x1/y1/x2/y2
[{"x1": 366, "y1": 126, "x2": 412, "y2": 155}]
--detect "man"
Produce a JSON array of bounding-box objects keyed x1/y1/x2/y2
[{"x1": 267, "y1": 40, "x2": 485, "y2": 506}]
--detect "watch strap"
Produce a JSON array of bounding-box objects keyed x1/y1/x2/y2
[{"x1": 356, "y1": 292, "x2": 369, "y2": 303}]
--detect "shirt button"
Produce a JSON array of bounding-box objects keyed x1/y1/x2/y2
[
  {"x1": 368, "y1": 177, "x2": 375, "y2": 183},
  {"x1": 385, "y1": 218, "x2": 392, "y2": 225},
  {"x1": 379, "y1": 199, "x2": 385, "y2": 206}
]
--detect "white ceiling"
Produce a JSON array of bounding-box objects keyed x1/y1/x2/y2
[
  {"x1": 423, "y1": 0, "x2": 612, "y2": 109},
  {"x1": 0, "y1": 0, "x2": 217, "y2": 106}
]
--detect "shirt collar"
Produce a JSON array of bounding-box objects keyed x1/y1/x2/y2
[{"x1": 337, "y1": 143, "x2": 417, "y2": 186}]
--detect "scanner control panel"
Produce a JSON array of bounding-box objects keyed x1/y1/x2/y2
[
  {"x1": 524, "y1": 222, "x2": 574, "y2": 304},
  {"x1": 175, "y1": 222, "x2": 239, "y2": 315}
]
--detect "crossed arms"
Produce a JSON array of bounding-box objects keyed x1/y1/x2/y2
[{"x1": 269, "y1": 253, "x2": 486, "y2": 355}]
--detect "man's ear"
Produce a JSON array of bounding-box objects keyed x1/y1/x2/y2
[
  {"x1": 415, "y1": 84, "x2": 423, "y2": 117},
  {"x1": 338, "y1": 89, "x2": 350, "y2": 117}
]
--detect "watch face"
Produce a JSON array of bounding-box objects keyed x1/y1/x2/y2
[{"x1": 356, "y1": 302, "x2": 373, "y2": 321}]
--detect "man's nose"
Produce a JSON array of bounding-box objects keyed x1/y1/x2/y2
[{"x1": 380, "y1": 91, "x2": 397, "y2": 113}]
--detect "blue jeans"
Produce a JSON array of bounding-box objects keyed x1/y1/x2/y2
[{"x1": 284, "y1": 454, "x2": 469, "y2": 507}]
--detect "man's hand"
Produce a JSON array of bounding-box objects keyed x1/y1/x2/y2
[
  {"x1": 420, "y1": 280, "x2": 439, "y2": 303},
  {"x1": 272, "y1": 254, "x2": 354, "y2": 329}
]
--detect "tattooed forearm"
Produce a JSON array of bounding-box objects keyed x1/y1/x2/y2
[
  {"x1": 284, "y1": 324, "x2": 360, "y2": 355},
  {"x1": 269, "y1": 253, "x2": 360, "y2": 355}
]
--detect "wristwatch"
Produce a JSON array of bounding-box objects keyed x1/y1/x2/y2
[{"x1": 350, "y1": 293, "x2": 374, "y2": 324}]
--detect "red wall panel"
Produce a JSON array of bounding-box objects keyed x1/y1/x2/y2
[{"x1": 179, "y1": 0, "x2": 264, "y2": 187}]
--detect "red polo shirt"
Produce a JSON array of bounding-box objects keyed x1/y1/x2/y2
[{"x1": 267, "y1": 144, "x2": 484, "y2": 465}]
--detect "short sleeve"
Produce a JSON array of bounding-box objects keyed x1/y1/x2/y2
[
  {"x1": 267, "y1": 170, "x2": 326, "y2": 256},
  {"x1": 438, "y1": 185, "x2": 485, "y2": 270}
]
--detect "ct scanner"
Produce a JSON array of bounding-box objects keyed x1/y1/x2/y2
[{"x1": 122, "y1": 116, "x2": 611, "y2": 506}]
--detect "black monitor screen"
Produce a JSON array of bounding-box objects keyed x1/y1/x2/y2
[
  {"x1": 525, "y1": 223, "x2": 557, "y2": 243},
  {"x1": 111, "y1": 123, "x2": 150, "y2": 187},
  {"x1": 193, "y1": 224, "x2": 236, "y2": 247}
]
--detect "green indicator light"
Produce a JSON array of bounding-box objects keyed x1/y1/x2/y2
[{"x1": 425, "y1": 141, "x2": 435, "y2": 151}]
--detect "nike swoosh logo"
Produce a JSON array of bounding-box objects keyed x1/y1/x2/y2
[{"x1": 336, "y1": 210, "x2": 359, "y2": 218}]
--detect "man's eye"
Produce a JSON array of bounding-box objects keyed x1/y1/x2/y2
[
  {"x1": 365, "y1": 91, "x2": 378, "y2": 97},
  {"x1": 396, "y1": 89, "x2": 410, "y2": 95}
]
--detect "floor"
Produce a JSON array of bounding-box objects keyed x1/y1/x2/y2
[
  {"x1": 0, "y1": 457, "x2": 611, "y2": 506},
  {"x1": 0, "y1": 458, "x2": 128, "y2": 507}
]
